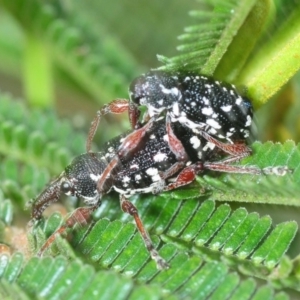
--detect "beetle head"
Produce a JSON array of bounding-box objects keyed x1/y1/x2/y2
[{"x1": 30, "y1": 153, "x2": 109, "y2": 220}]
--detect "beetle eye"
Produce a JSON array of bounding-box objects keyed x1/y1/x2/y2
[{"x1": 61, "y1": 181, "x2": 72, "y2": 194}]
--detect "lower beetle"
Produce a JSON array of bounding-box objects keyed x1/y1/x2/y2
[{"x1": 30, "y1": 114, "x2": 289, "y2": 269}]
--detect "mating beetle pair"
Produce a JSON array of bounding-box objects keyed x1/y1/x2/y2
[{"x1": 30, "y1": 71, "x2": 289, "y2": 269}]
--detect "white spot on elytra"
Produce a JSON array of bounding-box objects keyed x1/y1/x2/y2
[
  {"x1": 160, "y1": 84, "x2": 180, "y2": 97},
  {"x1": 153, "y1": 152, "x2": 167, "y2": 162},
  {"x1": 147, "y1": 105, "x2": 165, "y2": 117},
  {"x1": 197, "y1": 151, "x2": 203, "y2": 159},
  {"x1": 163, "y1": 134, "x2": 169, "y2": 142},
  {"x1": 122, "y1": 176, "x2": 131, "y2": 183},
  {"x1": 206, "y1": 118, "x2": 221, "y2": 129},
  {"x1": 243, "y1": 130, "x2": 250, "y2": 138},
  {"x1": 201, "y1": 107, "x2": 213, "y2": 115},
  {"x1": 135, "y1": 174, "x2": 142, "y2": 181},
  {"x1": 245, "y1": 115, "x2": 252, "y2": 127},
  {"x1": 139, "y1": 97, "x2": 147, "y2": 105},
  {"x1": 190, "y1": 136, "x2": 201, "y2": 149},
  {"x1": 208, "y1": 128, "x2": 217, "y2": 135},
  {"x1": 130, "y1": 164, "x2": 139, "y2": 169},
  {"x1": 90, "y1": 174, "x2": 101, "y2": 182},
  {"x1": 149, "y1": 134, "x2": 156, "y2": 139},
  {"x1": 203, "y1": 142, "x2": 215, "y2": 151},
  {"x1": 146, "y1": 168, "x2": 158, "y2": 176},
  {"x1": 235, "y1": 97, "x2": 242, "y2": 105},
  {"x1": 203, "y1": 97, "x2": 209, "y2": 105},
  {"x1": 151, "y1": 174, "x2": 161, "y2": 182},
  {"x1": 221, "y1": 105, "x2": 232, "y2": 112},
  {"x1": 172, "y1": 102, "x2": 180, "y2": 116}
]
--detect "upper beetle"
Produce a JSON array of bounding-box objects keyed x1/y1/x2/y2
[{"x1": 129, "y1": 71, "x2": 253, "y2": 144}]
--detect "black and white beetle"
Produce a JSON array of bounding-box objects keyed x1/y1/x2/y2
[
  {"x1": 30, "y1": 71, "x2": 289, "y2": 269},
  {"x1": 31, "y1": 118, "x2": 197, "y2": 270},
  {"x1": 30, "y1": 118, "x2": 288, "y2": 270},
  {"x1": 85, "y1": 71, "x2": 258, "y2": 188}
]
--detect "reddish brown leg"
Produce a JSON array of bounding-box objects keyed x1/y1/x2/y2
[
  {"x1": 128, "y1": 101, "x2": 141, "y2": 129},
  {"x1": 86, "y1": 99, "x2": 130, "y2": 152},
  {"x1": 97, "y1": 118, "x2": 155, "y2": 192},
  {"x1": 37, "y1": 205, "x2": 99, "y2": 256},
  {"x1": 196, "y1": 132, "x2": 290, "y2": 175},
  {"x1": 120, "y1": 195, "x2": 169, "y2": 270},
  {"x1": 117, "y1": 117, "x2": 155, "y2": 157},
  {"x1": 96, "y1": 156, "x2": 120, "y2": 193},
  {"x1": 200, "y1": 131, "x2": 252, "y2": 159},
  {"x1": 204, "y1": 161, "x2": 290, "y2": 176},
  {"x1": 158, "y1": 115, "x2": 190, "y2": 180},
  {"x1": 203, "y1": 162, "x2": 262, "y2": 175},
  {"x1": 164, "y1": 162, "x2": 204, "y2": 191},
  {"x1": 166, "y1": 115, "x2": 189, "y2": 162}
]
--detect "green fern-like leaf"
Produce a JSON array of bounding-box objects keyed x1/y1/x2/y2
[
  {"x1": 158, "y1": 0, "x2": 260, "y2": 75},
  {"x1": 29, "y1": 198, "x2": 298, "y2": 291},
  {"x1": 0, "y1": 253, "x2": 293, "y2": 299}
]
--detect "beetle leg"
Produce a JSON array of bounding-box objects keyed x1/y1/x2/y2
[
  {"x1": 157, "y1": 115, "x2": 190, "y2": 180},
  {"x1": 128, "y1": 101, "x2": 141, "y2": 129},
  {"x1": 163, "y1": 162, "x2": 204, "y2": 191},
  {"x1": 203, "y1": 161, "x2": 262, "y2": 175},
  {"x1": 199, "y1": 130, "x2": 252, "y2": 159},
  {"x1": 120, "y1": 195, "x2": 169, "y2": 270},
  {"x1": 97, "y1": 118, "x2": 155, "y2": 192},
  {"x1": 165, "y1": 115, "x2": 189, "y2": 162},
  {"x1": 203, "y1": 161, "x2": 290, "y2": 176},
  {"x1": 37, "y1": 204, "x2": 100, "y2": 256},
  {"x1": 86, "y1": 99, "x2": 130, "y2": 152}
]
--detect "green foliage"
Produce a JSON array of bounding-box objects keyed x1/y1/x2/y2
[
  {"x1": 29, "y1": 199, "x2": 298, "y2": 285},
  {"x1": 0, "y1": 0, "x2": 300, "y2": 299},
  {"x1": 0, "y1": 253, "x2": 293, "y2": 299}
]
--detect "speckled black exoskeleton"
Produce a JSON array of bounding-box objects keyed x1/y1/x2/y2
[
  {"x1": 30, "y1": 72, "x2": 289, "y2": 270},
  {"x1": 84, "y1": 71, "x2": 257, "y2": 192}
]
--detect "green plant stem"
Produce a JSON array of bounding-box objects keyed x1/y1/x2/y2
[
  {"x1": 214, "y1": 0, "x2": 273, "y2": 82},
  {"x1": 201, "y1": 0, "x2": 257, "y2": 76},
  {"x1": 23, "y1": 34, "x2": 54, "y2": 107},
  {"x1": 239, "y1": 7, "x2": 300, "y2": 109}
]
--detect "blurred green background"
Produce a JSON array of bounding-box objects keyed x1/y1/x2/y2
[
  {"x1": 0, "y1": 0, "x2": 299, "y2": 145},
  {"x1": 0, "y1": 0, "x2": 198, "y2": 121}
]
